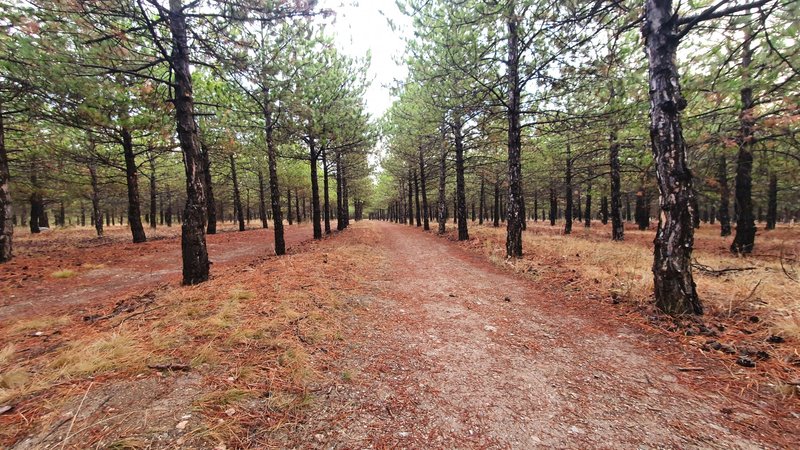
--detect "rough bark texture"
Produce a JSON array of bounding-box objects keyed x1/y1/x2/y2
[
  {"x1": 564, "y1": 146, "x2": 573, "y2": 235},
  {"x1": 287, "y1": 186, "x2": 293, "y2": 225},
  {"x1": 419, "y1": 146, "x2": 430, "y2": 231},
  {"x1": 414, "y1": 170, "x2": 421, "y2": 227},
  {"x1": 29, "y1": 166, "x2": 42, "y2": 234},
  {"x1": 717, "y1": 155, "x2": 731, "y2": 236},
  {"x1": 453, "y1": 120, "x2": 469, "y2": 241},
  {"x1": 309, "y1": 140, "x2": 322, "y2": 239},
  {"x1": 437, "y1": 144, "x2": 446, "y2": 235},
  {"x1": 505, "y1": 1, "x2": 524, "y2": 257},
  {"x1": 731, "y1": 30, "x2": 756, "y2": 254},
  {"x1": 148, "y1": 155, "x2": 157, "y2": 230},
  {"x1": 600, "y1": 196, "x2": 609, "y2": 225},
  {"x1": 230, "y1": 154, "x2": 245, "y2": 231},
  {"x1": 0, "y1": 108, "x2": 12, "y2": 262},
  {"x1": 263, "y1": 94, "x2": 284, "y2": 254},
  {"x1": 121, "y1": 129, "x2": 146, "y2": 243},
  {"x1": 295, "y1": 189, "x2": 302, "y2": 226},
  {"x1": 89, "y1": 163, "x2": 103, "y2": 237},
  {"x1": 643, "y1": 0, "x2": 702, "y2": 315},
  {"x1": 479, "y1": 177, "x2": 485, "y2": 225},
  {"x1": 322, "y1": 148, "x2": 330, "y2": 234},
  {"x1": 493, "y1": 179, "x2": 500, "y2": 228},
  {"x1": 609, "y1": 130, "x2": 624, "y2": 240},
  {"x1": 336, "y1": 151, "x2": 344, "y2": 231},
  {"x1": 549, "y1": 187, "x2": 557, "y2": 226},
  {"x1": 168, "y1": 0, "x2": 210, "y2": 285}
]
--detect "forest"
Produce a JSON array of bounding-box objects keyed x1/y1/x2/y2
[{"x1": 0, "y1": 0, "x2": 798, "y2": 448}]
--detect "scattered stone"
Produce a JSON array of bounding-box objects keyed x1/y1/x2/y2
[
  {"x1": 736, "y1": 356, "x2": 756, "y2": 368},
  {"x1": 448, "y1": 293, "x2": 456, "y2": 297},
  {"x1": 0, "y1": 405, "x2": 12, "y2": 415},
  {"x1": 397, "y1": 431, "x2": 411, "y2": 438},
  {"x1": 176, "y1": 420, "x2": 188, "y2": 431},
  {"x1": 568, "y1": 426, "x2": 585, "y2": 434},
  {"x1": 766, "y1": 335, "x2": 785, "y2": 344},
  {"x1": 225, "y1": 408, "x2": 236, "y2": 416},
  {"x1": 503, "y1": 296, "x2": 511, "y2": 302},
  {"x1": 484, "y1": 325, "x2": 497, "y2": 333},
  {"x1": 314, "y1": 433, "x2": 325, "y2": 442}
]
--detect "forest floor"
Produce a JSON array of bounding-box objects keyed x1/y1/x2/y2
[{"x1": 0, "y1": 220, "x2": 798, "y2": 449}]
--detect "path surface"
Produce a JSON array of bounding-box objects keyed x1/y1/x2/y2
[
  {"x1": 290, "y1": 222, "x2": 791, "y2": 449},
  {"x1": 0, "y1": 224, "x2": 314, "y2": 321}
]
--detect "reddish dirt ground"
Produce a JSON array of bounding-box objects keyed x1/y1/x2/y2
[
  {"x1": 1, "y1": 220, "x2": 798, "y2": 449},
  {"x1": 283, "y1": 222, "x2": 798, "y2": 449},
  {"x1": 0, "y1": 223, "x2": 316, "y2": 321}
]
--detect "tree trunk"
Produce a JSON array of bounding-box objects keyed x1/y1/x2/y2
[
  {"x1": 643, "y1": 0, "x2": 701, "y2": 315},
  {"x1": 322, "y1": 147, "x2": 331, "y2": 234},
  {"x1": 257, "y1": 168, "x2": 268, "y2": 228},
  {"x1": 549, "y1": 186, "x2": 557, "y2": 226},
  {"x1": 201, "y1": 140, "x2": 217, "y2": 235},
  {"x1": 419, "y1": 145, "x2": 430, "y2": 231},
  {"x1": 263, "y1": 96, "x2": 284, "y2": 254},
  {"x1": 584, "y1": 172, "x2": 592, "y2": 228},
  {"x1": 148, "y1": 154, "x2": 157, "y2": 230},
  {"x1": 766, "y1": 173, "x2": 777, "y2": 230},
  {"x1": 479, "y1": 177, "x2": 485, "y2": 225},
  {"x1": 564, "y1": 145, "x2": 573, "y2": 235},
  {"x1": 121, "y1": 128, "x2": 146, "y2": 243},
  {"x1": 493, "y1": 178, "x2": 500, "y2": 228},
  {"x1": 286, "y1": 186, "x2": 293, "y2": 225},
  {"x1": 600, "y1": 196, "x2": 609, "y2": 225},
  {"x1": 89, "y1": 162, "x2": 103, "y2": 237},
  {"x1": 609, "y1": 129, "x2": 624, "y2": 240},
  {"x1": 309, "y1": 140, "x2": 322, "y2": 239},
  {"x1": 731, "y1": 28, "x2": 756, "y2": 254},
  {"x1": 635, "y1": 188, "x2": 649, "y2": 231},
  {"x1": 505, "y1": 0, "x2": 524, "y2": 257},
  {"x1": 168, "y1": 0, "x2": 209, "y2": 285},
  {"x1": 409, "y1": 170, "x2": 415, "y2": 226},
  {"x1": 437, "y1": 143, "x2": 446, "y2": 234},
  {"x1": 230, "y1": 154, "x2": 245, "y2": 231},
  {"x1": 717, "y1": 155, "x2": 731, "y2": 236},
  {"x1": 295, "y1": 189, "x2": 301, "y2": 225},
  {"x1": 453, "y1": 119, "x2": 469, "y2": 240},
  {"x1": 0, "y1": 107, "x2": 12, "y2": 262},
  {"x1": 336, "y1": 150, "x2": 344, "y2": 231},
  {"x1": 414, "y1": 170, "x2": 421, "y2": 227},
  {"x1": 29, "y1": 164, "x2": 42, "y2": 234}
]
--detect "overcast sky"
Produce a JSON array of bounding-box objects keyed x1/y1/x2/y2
[{"x1": 321, "y1": 0, "x2": 411, "y2": 119}]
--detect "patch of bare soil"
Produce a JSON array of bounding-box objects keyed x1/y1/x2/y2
[
  {"x1": 285, "y1": 222, "x2": 798, "y2": 449},
  {"x1": 0, "y1": 223, "x2": 315, "y2": 321}
]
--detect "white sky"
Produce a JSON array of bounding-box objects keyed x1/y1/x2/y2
[{"x1": 321, "y1": 0, "x2": 411, "y2": 119}]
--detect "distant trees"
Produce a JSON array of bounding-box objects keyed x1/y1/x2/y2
[{"x1": 377, "y1": 0, "x2": 797, "y2": 316}]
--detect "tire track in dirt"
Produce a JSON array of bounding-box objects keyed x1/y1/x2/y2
[{"x1": 293, "y1": 222, "x2": 794, "y2": 449}]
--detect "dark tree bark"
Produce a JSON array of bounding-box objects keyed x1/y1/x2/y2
[
  {"x1": 717, "y1": 155, "x2": 731, "y2": 236},
  {"x1": 453, "y1": 119, "x2": 469, "y2": 241},
  {"x1": 257, "y1": 168, "x2": 268, "y2": 229},
  {"x1": 0, "y1": 107, "x2": 12, "y2": 261},
  {"x1": 201, "y1": 139, "x2": 216, "y2": 235},
  {"x1": 419, "y1": 145, "x2": 430, "y2": 231},
  {"x1": 412, "y1": 169, "x2": 421, "y2": 227},
  {"x1": 564, "y1": 145, "x2": 573, "y2": 235},
  {"x1": 731, "y1": 29, "x2": 756, "y2": 254},
  {"x1": 479, "y1": 177, "x2": 486, "y2": 225},
  {"x1": 549, "y1": 186, "x2": 557, "y2": 226},
  {"x1": 168, "y1": 0, "x2": 209, "y2": 285},
  {"x1": 493, "y1": 178, "x2": 500, "y2": 228},
  {"x1": 322, "y1": 147, "x2": 330, "y2": 234},
  {"x1": 336, "y1": 151, "x2": 344, "y2": 231},
  {"x1": 89, "y1": 162, "x2": 103, "y2": 237},
  {"x1": 635, "y1": 188, "x2": 650, "y2": 231},
  {"x1": 600, "y1": 196, "x2": 609, "y2": 225},
  {"x1": 29, "y1": 165, "x2": 42, "y2": 233},
  {"x1": 309, "y1": 140, "x2": 322, "y2": 239},
  {"x1": 584, "y1": 174, "x2": 592, "y2": 228},
  {"x1": 504, "y1": 1, "x2": 524, "y2": 257},
  {"x1": 295, "y1": 189, "x2": 301, "y2": 225},
  {"x1": 643, "y1": 0, "x2": 701, "y2": 315},
  {"x1": 148, "y1": 154, "x2": 157, "y2": 230},
  {"x1": 263, "y1": 90, "x2": 284, "y2": 254},
  {"x1": 609, "y1": 130, "x2": 624, "y2": 240},
  {"x1": 287, "y1": 186, "x2": 294, "y2": 225},
  {"x1": 766, "y1": 173, "x2": 777, "y2": 230},
  {"x1": 409, "y1": 171, "x2": 415, "y2": 226},
  {"x1": 437, "y1": 144, "x2": 446, "y2": 234},
  {"x1": 532, "y1": 190, "x2": 538, "y2": 222},
  {"x1": 121, "y1": 128, "x2": 146, "y2": 243},
  {"x1": 230, "y1": 154, "x2": 245, "y2": 231}
]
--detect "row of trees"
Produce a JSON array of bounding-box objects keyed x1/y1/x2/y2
[
  {"x1": 375, "y1": 0, "x2": 798, "y2": 315},
  {"x1": 0, "y1": 0, "x2": 376, "y2": 284}
]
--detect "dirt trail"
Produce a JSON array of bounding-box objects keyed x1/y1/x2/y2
[
  {"x1": 0, "y1": 225, "x2": 314, "y2": 321},
  {"x1": 291, "y1": 222, "x2": 795, "y2": 449}
]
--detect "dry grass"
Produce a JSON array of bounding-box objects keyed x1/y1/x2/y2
[
  {"x1": 7, "y1": 315, "x2": 71, "y2": 334},
  {"x1": 50, "y1": 269, "x2": 77, "y2": 279}
]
